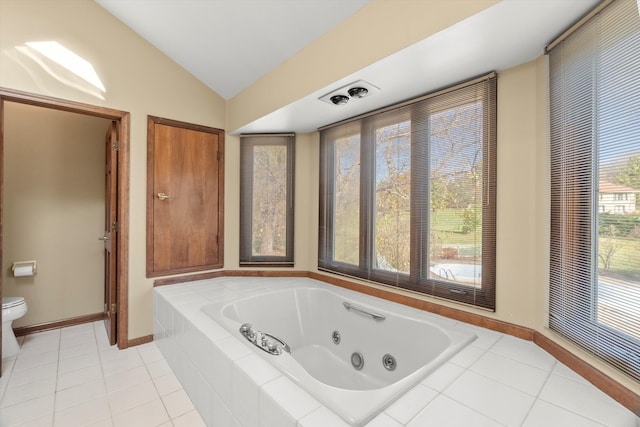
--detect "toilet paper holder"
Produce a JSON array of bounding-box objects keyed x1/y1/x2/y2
[{"x1": 12, "y1": 260, "x2": 37, "y2": 277}]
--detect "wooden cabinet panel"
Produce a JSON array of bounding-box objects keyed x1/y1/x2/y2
[{"x1": 146, "y1": 116, "x2": 224, "y2": 277}]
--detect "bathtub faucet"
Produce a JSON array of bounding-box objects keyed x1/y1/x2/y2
[{"x1": 239, "y1": 323, "x2": 291, "y2": 356}]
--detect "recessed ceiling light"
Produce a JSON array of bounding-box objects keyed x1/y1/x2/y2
[
  {"x1": 330, "y1": 95, "x2": 349, "y2": 105},
  {"x1": 319, "y1": 80, "x2": 380, "y2": 106},
  {"x1": 347, "y1": 87, "x2": 368, "y2": 98}
]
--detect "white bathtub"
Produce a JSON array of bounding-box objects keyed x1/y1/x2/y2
[{"x1": 202, "y1": 284, "x2": 476, "y2": 425}]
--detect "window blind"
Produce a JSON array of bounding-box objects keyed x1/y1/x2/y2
[
  {"x1": 549, "y1": 0, "x2": 640, "y2": 380},
  {"x1": 319, "y1": 75, "x2": 496, "y2": 310},
  {"x1": 240, "y1": 134, "x2": 295, "y2": 266}
]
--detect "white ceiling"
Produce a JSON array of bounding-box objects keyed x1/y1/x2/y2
[
  {"x1": 95, "y1": 0, "x2": 371, "y2": 100},
  {"x1": 95, "y1": 0, "x2": 600, "y2": 134}
]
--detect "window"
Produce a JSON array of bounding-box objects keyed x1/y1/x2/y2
[
  {"x1": 549, "y1": 0, "x2": 640, "y2": 380},
  {"x1": 319, "y1": 75, "x2": 497, "y2": 310},
  {"x1": 240, "y1": 134, "x2": 295, "y2": 266},
  {"x1": 615, "y1": 193, "x2": 628, "y2": 201}
]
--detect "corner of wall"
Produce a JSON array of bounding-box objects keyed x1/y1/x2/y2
[{"x1": 533, "y1": 54, "x2": 551, "y2": 332}]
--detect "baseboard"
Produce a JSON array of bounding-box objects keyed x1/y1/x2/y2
[
  {"x1": 153, "y1": 270, "x2": 227, "y2": 287},
  {"x1": 534, "y1": 332, "x2": 640, "y2": 416},
  {"x1": 153, "y1": 269, "x2": 309, "y2": 287},
  {"x1": 13, "y1": 312, "x2": 105, "y2": 337},
  {"x1": 224, "y1": 270, "x2": 310, "y2": 277},
  {"x1": 127, "y1": 334, "x2": 153, "y2": 347}
]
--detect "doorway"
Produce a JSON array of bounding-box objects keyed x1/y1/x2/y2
[{"x1": 0, "y1": 88, "x2": 130, "y2": 366}]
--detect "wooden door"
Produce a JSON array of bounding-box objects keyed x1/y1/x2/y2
[
  {"x1": 146, "y1": 116, "x2": 224, "y2": 277},
  {"x1": 103, "y1": 121, "x2": 118, "y2": 345},
  {"x1": 0, "y1": 89, "x2": 131, "y2": 359}
]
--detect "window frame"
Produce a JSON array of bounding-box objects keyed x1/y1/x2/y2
[
  {"x1": 240, "y1": 134, "x2": 295, "y2": 266},
  {"x1": 319, "y1": 75, "x2": 497, "y2": 310}
]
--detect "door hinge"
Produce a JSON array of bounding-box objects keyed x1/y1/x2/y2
[
  {"x1": 110, "y1": 303, "x2": 117, "y2": 314},
  {"x1": 111, "y1": 222, "x2": 119, "y2": 232},
  {"x1": 112, "y1": 140, "x2": 120, "y2": 151}
]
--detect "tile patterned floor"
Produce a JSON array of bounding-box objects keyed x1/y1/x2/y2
[
  {"x1": 1, "y1": 313, "x2": 639, "y2": 426},
  {"x1": 0, "y1": 321, "x2": 205, "y2": 427}
]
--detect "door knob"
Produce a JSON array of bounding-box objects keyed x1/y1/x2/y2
[
  {"x1": 157, "y1": 192, "x2": 170, "y2": 201},
  {"x1": 98, "y1": 236, "x2": 109, "y2": 241}
]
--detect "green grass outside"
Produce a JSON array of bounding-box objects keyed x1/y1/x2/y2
[
  {"x1": 430, "y1": 210, "x2": 640, "y2": 276},
  {"x1": 598, "y1": 236, "x2": 640, "y2": 281},
  {"x1": 431, "y1": 209, "x2": 482, "y2": 245}
]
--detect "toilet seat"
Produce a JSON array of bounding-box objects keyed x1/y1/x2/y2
[{"x1": 2, "y1": 296, "x2": 25, "y2": 309}]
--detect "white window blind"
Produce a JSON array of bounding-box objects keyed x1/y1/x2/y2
[{"x1": 549, "y1": 0, "x2": 640, "y2": 380}]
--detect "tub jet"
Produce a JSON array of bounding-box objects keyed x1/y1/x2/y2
[
  {"x1": 351, "y1": 352, "x2": 364, "y2": 370},
  {"x1": 382, "y1": 354, "x2": 397, "y2": 371}
]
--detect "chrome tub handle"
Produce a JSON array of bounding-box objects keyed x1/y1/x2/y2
[
  {"x1": 239, "y1": 323, "x2": 290, "y2": 355},
  {"x1": 263, "y1": 332, "x2": 291, "y2": 354},
  {"x1": 343, "y1": 301, "x2": 386, "y2": 321}
]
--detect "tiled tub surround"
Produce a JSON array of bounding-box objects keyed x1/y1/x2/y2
[
  {"x1": 201, "y1": 285, "x2": 476, "y2": 425},
  {"x1": 153, "y1": 277, "x2": 640, "y2": 426}
]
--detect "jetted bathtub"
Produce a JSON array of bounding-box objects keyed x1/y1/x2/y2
[{"x1": 202, "y1": 284, "x2": 476, "y2": 425}]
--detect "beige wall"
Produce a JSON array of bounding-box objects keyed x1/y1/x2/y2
[
  {"x1": 0, "y1": 0, "x2": 226, "y2": 339},
  {"x1": 3, "y1": 103, "x2": 110, "y2": 327},
  {"x1": 1, "y1": 0, "x2": 637, "y2": 395}
]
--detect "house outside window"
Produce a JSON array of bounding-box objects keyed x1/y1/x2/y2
[{"x1": 598, "y1": 182, "x2": 638, "y2": 214}]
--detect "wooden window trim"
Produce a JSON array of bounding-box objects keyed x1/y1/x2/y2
[
  {"x1": 239, "y1": 134, "x2": 295, "y2": 266},
  {"x1": 318, "y1": 76, "x2": 497, "y2": 310}
]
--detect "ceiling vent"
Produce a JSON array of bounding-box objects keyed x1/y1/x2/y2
[{"x1": 319, "y1": 80, "x2": 380, "y2": 106}]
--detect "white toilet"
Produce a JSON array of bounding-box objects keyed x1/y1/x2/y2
[{"x1": 2, "y1": 297, "x2": 28, "y2": 358}]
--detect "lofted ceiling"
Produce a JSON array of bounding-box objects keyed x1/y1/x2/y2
[
  {"x1": 95, "y1": 0, "x2": 371, "y2": 100},
  {"x1": 95, "y1": 0, "x2": 600, "y2": 134}
]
